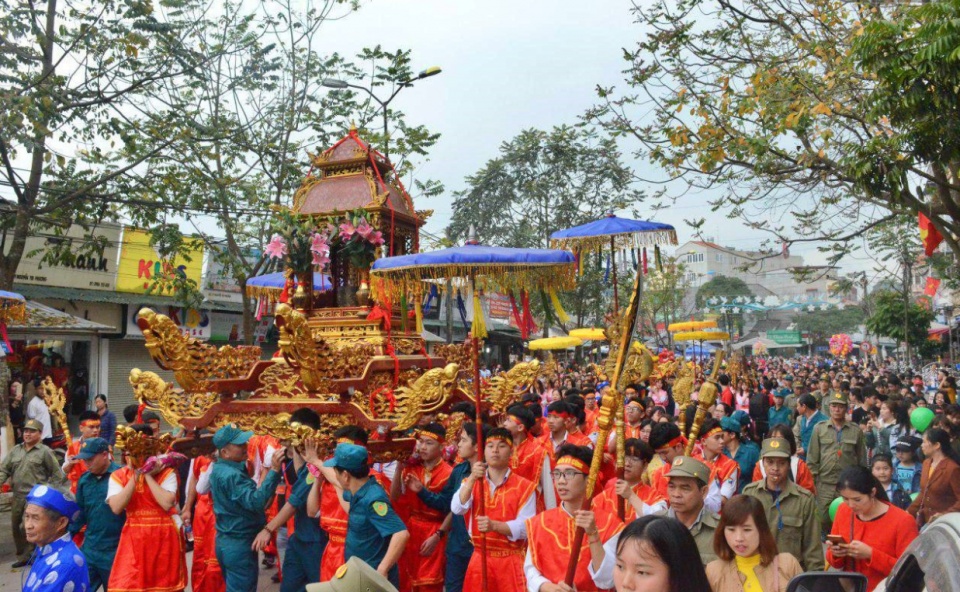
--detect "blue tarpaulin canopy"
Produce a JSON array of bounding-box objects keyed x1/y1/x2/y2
[{"x1": 684, "y1": 342, "x2": 717, "y2": 357}]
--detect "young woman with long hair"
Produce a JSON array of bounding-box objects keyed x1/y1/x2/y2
[
  {"x1": 705, "y1": 495, "x2": 802, "y2": 592},
  {"x1": 613, "y1": 515, "x2": 710, "y2": 592}
]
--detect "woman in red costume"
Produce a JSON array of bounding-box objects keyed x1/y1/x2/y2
[{"x1": 106, "y1": 426, "x2": 187, "y2": 592}]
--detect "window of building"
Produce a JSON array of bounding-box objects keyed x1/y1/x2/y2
[{"x1": 715, "y1": 254, "x2": 723, "y2": 263}]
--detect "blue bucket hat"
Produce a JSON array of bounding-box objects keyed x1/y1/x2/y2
[
  {"x1": 323, "y1": 443, "x2": 368, "y2": 471},
  {"x1": 74, "y1": 437, "x2": 110, "y2": 460},
  {"x1": 213, "y1": 424, "x2": 254, "y2": 449}
]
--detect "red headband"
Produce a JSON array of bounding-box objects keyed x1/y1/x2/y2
[
  {"x1": 487, "y1": 435, "x2": 514, "y2": 448},
  {"x1": 417, "y1": 430, "x2": 443, "y2": 443},
  {"x1": 548, "y1": 411, "x2": 572, "y2": 419},
  {"x1": 657, "y1": 435, "x2": 687, "y2": 451},
  {"x1": 556, "y1": 456, "x2": 590, "y2": 474},
  {"x1": 700, "y1": 427, "x2": 723, "y2": 441}
]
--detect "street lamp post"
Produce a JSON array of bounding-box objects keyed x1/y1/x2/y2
[{"x1": 322, "y1": 67, "x2": 441, "y2": 162}]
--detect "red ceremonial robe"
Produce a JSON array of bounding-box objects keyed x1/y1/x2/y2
[
  {"x1": 511, "y1": 437, "x2": 550, "y2": 511},
  {"x1": 592, "y1": 480, "x2": 666, "y2": 522},
  {"x1": 65, "y1": 440, "x2": 88, "y2": 494},
  {"x1": 191, "y1": 457, "x2": 224, "y2": 592},
  {"x1": 108, "y1": 467, "x2": 187, "y2": 592},
  {"x1": 526, "y1": 505, "x2": 624, "y2": 592},
  {"x1": 462, "y1": 472, "x2": 537, "y2": 592},
  {"x1": 397, "y1": 461, "x2": 453, "y2": 592}
]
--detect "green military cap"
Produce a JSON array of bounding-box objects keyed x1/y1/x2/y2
[
  {"x1": 306, "y1": 557, "x2": 398, "y2": 592},
  {"x1": 665, "y1": 456, "x2": 710, "y2": 483},
  {"x1": 827, "y1": 391, "x2": 849, "y2": 406},
  {"x1": 23, "y1": 419, "x2": 43, "y2": 432},
  {"x1": 760, "y1": 438, "x2": 791, "y2": 459},
  {"x1": 783, "y1": 374, "x2": 794, "y2": 382},
  {"x1": 820, "y1": 374, "x2": 829, "y2": 381}
]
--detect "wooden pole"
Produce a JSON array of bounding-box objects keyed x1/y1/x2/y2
[
  {"x1": 611, "y1": 236, "x2": 619, "y2": 313},
  {"x1": 471, "y1": 277, "x2": 488, "y2": 592}
]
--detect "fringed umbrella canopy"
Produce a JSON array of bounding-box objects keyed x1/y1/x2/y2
[
  {"x1": 673, "y1": 330, "x2": 730, "y2": 342},
  {"x1": 549, "y1": 214, "x2": 678, "y2": 252},
  {"x1": 528, "y1": 336, "x2": 583, "y2": 351},
  {"x1": 369, "y1": 243, "x2": 576, "y2": 303},
  {"x1": 668, "y1": 320, "x2": 718, "y2": 332},
  {"x1": 0, "y1": 290, "x2": 27, "y2": 325},
  {"x1": 245, "y1": 272, "x2": 332, "y2": 302},
  {"x1": 569, "y1": 328, "x2": 607, "y2": 341}
]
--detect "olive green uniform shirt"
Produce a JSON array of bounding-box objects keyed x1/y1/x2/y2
[
  {"x1": 742, "y1": 478, "x2": 824, "y2": 571},
  {"x1": 656, "y1": 506, "x2": 719, "y2": 565},
  {"x1": 806, "y1": 421, "x2": 866, "y2": 488},
  {"x1": 0, "y1": 443, "x2": 66, "y2": 496}
]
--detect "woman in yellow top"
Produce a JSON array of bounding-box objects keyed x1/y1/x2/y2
[{"x1": 705, "y1": 495, "x2": 802, "y2": 592}]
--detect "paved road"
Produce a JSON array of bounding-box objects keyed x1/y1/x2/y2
[{"x1": 0, "y1": 510, "x2": 281, "y2": 592}]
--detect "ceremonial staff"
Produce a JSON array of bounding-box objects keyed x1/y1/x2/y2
[
  {"x1": 684, "y1": 352, "x2": 725, "y2": 456},
  {"x1": 564, "y1": 263, "x2": 644, "y2": 586}
]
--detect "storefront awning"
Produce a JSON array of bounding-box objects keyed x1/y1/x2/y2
[
  {"x1": 6, "y1": 300, "x2": 116, "y2": 334},
  {"x1": 13, "y1": 284, "x2": 245, "y2": 313}
]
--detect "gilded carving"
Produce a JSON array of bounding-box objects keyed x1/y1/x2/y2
[
  {"x1": 137, "y1": 308, "x2": 261, "y2": 391},
  {"x1": 274, "y1": 303, "x2": 328, "y2": 389},
  {"x1": 483, "y1": 359, "x2": 541, "y2": 413},
  {"x1": 292, "y1": 175, "x2": 321, "y2": 212},
  {"x1": 129, "y1": 368, "x2": 220, "y2": 426},
  {"x1": 115, "y1": 425, "x2": 176, "y2": 467},
  {"x1": 39, "y1": 377, "x2": 71, "y2": 445},
  {"x1": 386, "y1": 363, "x2": 459, "y2": 431},
  {"x1": 391, "y1": 338, "x2": 422, "y2": 355}
]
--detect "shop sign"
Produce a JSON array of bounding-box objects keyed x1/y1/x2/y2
[
  {"x1": 202, "y1": 247, "x2": 251, "y2": 304},
  {"x1": 8, "y1": 223, "x2": 121, "y2": 290},
  {"x1": 126, "y1": 306, "x2": 211, "y2": 340},
  {"x1": 116, "y1": 227, "x2": 204, "y2": 295}
]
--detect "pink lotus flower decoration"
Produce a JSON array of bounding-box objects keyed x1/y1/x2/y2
[
  {"x1": 310, "y1": 233, "x2": 330, "y2": 256},
  {"x1": 339, "y1": 221, "x2": 356, "y2": 241},
  {"x1": 265, "y1": 235, "x2": 288, "y2": 259},
  {"x1": 368, "y1": 229, "x2": 385, "y2": 246},
  {"x1": 355, "y1": 219, "x2": 374, "y2": 240}
]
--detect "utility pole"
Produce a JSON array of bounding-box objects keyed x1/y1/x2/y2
[{"x1": 901, "y1": 251, "x2": 913, "y2": 369}]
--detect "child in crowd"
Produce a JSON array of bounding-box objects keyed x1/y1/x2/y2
[
  {"x1": 871, "y1": 454, "x2": 912, "y2": 509},
  {"x1": 893, "y1": 436, "x2": 923, "y2": 495}
]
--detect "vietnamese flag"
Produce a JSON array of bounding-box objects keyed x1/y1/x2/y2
[
  {"x1": 919, "y1": 212, "x2": 944, "y2": 256},
  {"x1": 924, "y1": 277, "x2": 941, "y2": 297}
]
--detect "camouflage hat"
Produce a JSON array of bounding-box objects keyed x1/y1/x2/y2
[
  {"x1": 665, "y1": 456, "x2": 710, "y2": 483},
  {"x1": 306, "y1": 557, "x2": 398, "y2": 592},
  {"x1": 23, "y1": 419, "x2": 43, "y2": 432},
  {"x1": 827, "y1": 391, "x2": 849, "y2": 406},
  {"x1": 760, "y1": 438, "x2": 791, "y2": 459}
]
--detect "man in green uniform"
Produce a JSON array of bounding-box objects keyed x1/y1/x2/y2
[
  {"x1": 70, "y1": 437, "x2": 126, "y2": 591},
  {"x1": 306, "y1": 556, "x2": 398, "y2": 592},
  {"x1": 812, "y1": 374, "x2": 831, "y2": 406},
  {"x1": 807, "y1": 391, "x2": 867, "y2": 534},
  {"x1": 781, "y1": 375, "x2": 798, "y2": 414},
  {"x1": 0, "y1": 419, "x2": 66, "y2": 567},
  {"x1": 210, "y1": 424, "x2": 286, "y2": 592},
  {"x1": 742, "y1": 438, "x2": 823, "y2": 571},
  {"x1": 654, "y1": 456, "x2": 719, "y2": 565},
  {"x1": 255, "y1": 409, "x2": 328, "y2": 592},
  {"x1": 324, "y1": 443, "x2": 409, "y2": 588}
]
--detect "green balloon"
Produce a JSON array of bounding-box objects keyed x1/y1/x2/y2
[
  {"x1": 829, "y1": 497, "x2": 844, "y2": 521},
  {"x1": 911, "y1": 407, "x2": 936, "y2": 433},
  {"x1": 911, "y1": 492, "x2": 920, "y2": 501}
]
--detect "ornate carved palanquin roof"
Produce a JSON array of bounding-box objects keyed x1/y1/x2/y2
[{"x1": 293, "y1": 128, "x2": 420, "y2": 226}]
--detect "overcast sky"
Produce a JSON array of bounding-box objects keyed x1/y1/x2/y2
[{"x1": 297, "y1": 0, "x2": 887, "y2": 277}]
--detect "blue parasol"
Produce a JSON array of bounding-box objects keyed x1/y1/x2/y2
[
  {"x1": 370, "y1": 242, "x2": 575, "y2": 304},
  {"x1": 550, "y1": 214, "x2": 678, "y2": 251},
  {"x1": 246, "y1": 272, "x2": 331, "y2": 302}
]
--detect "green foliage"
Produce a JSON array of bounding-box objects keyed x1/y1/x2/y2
[
  {"x1": 0, "y1": 0, "x2": 222, "y2": 289},
  {"x1": 588, "y1": 0, "x2": 960, "y2": 267},
  {"x1": 446, "y1": 125, "x2": 643, "y2": 248},
  {"x1": 445, "y1": 125, "x2": 644, "y2": 327},
  {"x1": 695, "y1": 275, "x2": 752, "y2": 309},
  {"x1": 865, "y1": 290, "x2": 935, "y2": 351},
  {"x1": 641, "y1": 258, "x2": 692, "y2": 347},
  {"x1": 794, "y1": 307, "x2": 865, "y2": 345}
]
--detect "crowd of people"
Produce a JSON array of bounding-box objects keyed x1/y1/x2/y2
[{"x1": 3, "y1": 355, "x2": 960, "y2": 592}]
